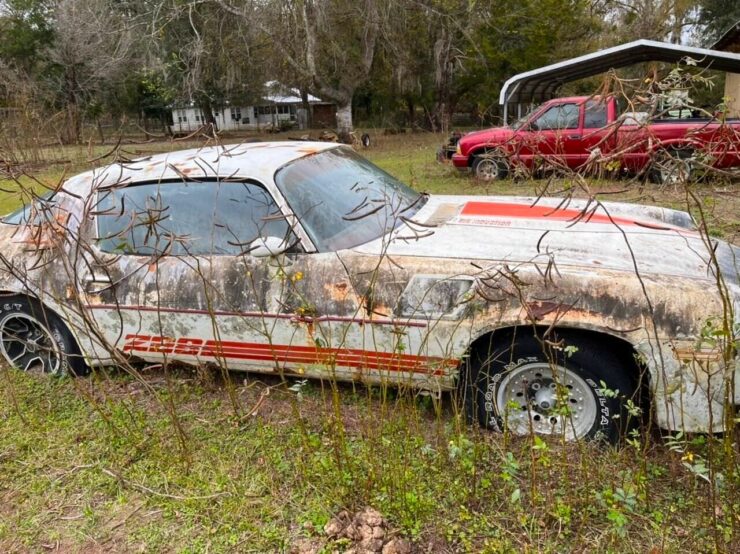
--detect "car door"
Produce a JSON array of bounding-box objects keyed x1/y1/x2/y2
[
  {"x1": 82, "y1": 177, "x2": 312, "y2": 374},
  {"x1": 83, "y1": 176, "x2": 385, "y2": 381}
]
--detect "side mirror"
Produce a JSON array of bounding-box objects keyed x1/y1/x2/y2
[
  {"x1": 528, "y1": 121, "x2": 539, "y2": 131},
  {"x1": 249, "y1": 235, "x2": 289, "y2": 257}
]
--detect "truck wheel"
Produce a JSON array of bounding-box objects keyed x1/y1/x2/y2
[
  {"x1": 0, "y1": 295, "x2": 87, "y2": 376},
  {"x1": 465, "y1": 332, "x2": 636, "y2": 443},
  {"x1": 472, "y1": 155, "x2": 507, "y2": 181},
  {"x1": 650, "y1": 148, "x2": 694, "y2": 185}
]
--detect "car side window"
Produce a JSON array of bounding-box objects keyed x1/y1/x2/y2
[
  {"x1": 95, "y1": 180, "x2": 295, "y2": 256},
  {"x1": 584, "y1": 101, "x2": 608, "y2": 128},
  {"x1": 532, "y1": 104, "x2": 580, "y2": 130}
]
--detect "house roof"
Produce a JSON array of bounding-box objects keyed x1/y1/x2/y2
[
  {"x1": 262, "y1": 80, "x2": 323, "y2": 105},
  {"x1": 499, "y1": 39, "x2": 740, "y2": 116}
]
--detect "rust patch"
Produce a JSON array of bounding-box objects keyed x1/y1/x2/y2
[{"x1": 523, "y1": 300, "x2": 570, "y2": 321}]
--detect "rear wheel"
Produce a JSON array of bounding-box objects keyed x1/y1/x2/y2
[
  {"x1": 465, "y1": 332, "x2": 636, "y2": 443},
  {"x1": 650, "y1": 148, "x2": 694, "y2": 185},
  {"x1": 0, "y1": 296, "x2": 87, "y2": 376},
  {"x1": 472, "y1": 154, "x2": 508, "y2": 181}
]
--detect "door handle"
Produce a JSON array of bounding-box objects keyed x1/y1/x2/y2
[{"x1": 567, "y1": 134, "x2": 582, "y2": 140}]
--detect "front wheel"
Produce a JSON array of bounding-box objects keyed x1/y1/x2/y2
[
  {"x1": 472, "y1": 154, "x2": 508, "y2": 181},
  {"x1": 0, "y1": 296, "x2": 87, "y2": 376},
  {"x1": 465, "y1": 332, "x2": 636, "y2": 443}
]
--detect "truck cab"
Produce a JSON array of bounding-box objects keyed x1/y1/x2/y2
[
  {"x1": 452, "y1": 95, "x2": 740, "y2": 181},
  {"x1": 452, "y1": 97, "x2": 620, "y2": 179}
]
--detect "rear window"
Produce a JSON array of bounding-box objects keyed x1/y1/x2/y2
[{"x1": 1, "y1": 193, "x2": 56, "y2": 225}]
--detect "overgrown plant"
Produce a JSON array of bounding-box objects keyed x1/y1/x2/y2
[{"x1": 0, "y1": 60, "x2": 738, "y2": 552}]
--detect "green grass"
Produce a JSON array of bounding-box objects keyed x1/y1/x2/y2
[
  {"x1": 1, "y1": 371, "x2": 738, "y2": 553},
  {"x1": 1, "y1": 132, "x2": 739, "y2": 552}
]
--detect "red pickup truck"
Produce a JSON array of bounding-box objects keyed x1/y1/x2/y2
[{"x1": 452, "y1": 96, "x2": 740, "y2": 183}]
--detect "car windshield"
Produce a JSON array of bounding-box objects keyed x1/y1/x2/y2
[{"x1": 274, "y1": 147, "x2": 425, "y2": 251}]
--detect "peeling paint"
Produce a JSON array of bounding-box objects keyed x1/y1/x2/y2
[{"x1": 0, "y1": 142, "x2": 737, "y2": 434}]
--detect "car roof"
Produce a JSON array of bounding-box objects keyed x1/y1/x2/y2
[{"x1": 62, "y1": 141, "x2": 341, "y2": 197}]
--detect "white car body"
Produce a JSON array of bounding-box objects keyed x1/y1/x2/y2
[{"x1": 0, "y1": 142, "x2": 737, "y2": 434}]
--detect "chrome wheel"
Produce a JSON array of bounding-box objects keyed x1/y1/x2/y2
[
  {"x1": 473, "y1": 157, "x2": 503, "y2": 181},
  {"x1": 495, "y1": 362, "x2": 598, "y2": 440},
  {"x1": 0, "y1": 312, "x2": 62, "y2": 374},
  {"x1": 655, "y1": 151, "x2": 693, "y2": 185}
]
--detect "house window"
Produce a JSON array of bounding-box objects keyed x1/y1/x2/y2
[
  {"x1": 195, "y1": 115, "x2": 200, "y2": 122},
  {"x1": 232, "y1": 107, "x2": 241, "y2": 121}
]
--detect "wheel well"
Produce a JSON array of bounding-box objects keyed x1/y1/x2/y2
[
  {"x1": 465, "y1": 325, "x2": 649, "y2": 395},
  {"x1": 0, "y1": 290, "x2": 85, "y2": 356},
  {"x1": 469, "y1": 147, "x2": 496, "y2": 166}
]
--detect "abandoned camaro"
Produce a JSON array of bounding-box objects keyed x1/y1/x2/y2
[{"x1": 0, "y1": 142, "x2": 738, "y2": 442}]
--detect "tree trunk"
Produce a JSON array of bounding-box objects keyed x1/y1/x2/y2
[
  {"x1": 62, "y1": 67, "x2": 81, "y2": 145},
  {"x1": 198, "y1": 96, "x2": 217, "y2": 134},
  {"x1": 96, "y1": 118, "x2": 105, "y2": 144},
  {"x1": 336, "y1": 102, "x2": 353, "y2": 144},
  {"x1": 300, "y1": 87, "x2": 312, "y2": 128}
]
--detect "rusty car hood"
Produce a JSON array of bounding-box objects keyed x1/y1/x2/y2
[{"x1": 352, "y1": 195, "x2": 739, "y2": 283}]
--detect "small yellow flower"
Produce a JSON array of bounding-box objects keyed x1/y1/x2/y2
[
  {"x1": 292, "y1": 271, "x2": 304, "y2": 282},
  {"x1": 681, "y1": 452, "x2": 694, "y2": 463}
]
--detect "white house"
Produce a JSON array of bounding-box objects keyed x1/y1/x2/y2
[{"x1": 170, "y1": 82, "x2": 333, "y2": 133}]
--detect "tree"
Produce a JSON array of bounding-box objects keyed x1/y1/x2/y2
[
  {"x1": 45, "y1": 0, "x2": 138, "y2": 143},
  {"x1": 459, "y1": 0, "x2": 595, "y2": 122},
  {"x1": 381, "y1": 1, "x2": 478, "y2": 132},
  {"x1": 600, "y1": 0, "x2": 701, "y2": 44},
  {"x1": 149, "y1": 0, "x2": 266, "y2": 133},
  {"x1": 696, "y1": 0, "x2": 740, "y2": 45},
  {"x1": 0, "y1": 0, "x2": 54, "y2": 75},
  {"x1": 214, "y1": 0, "x2": 386, "y2": 142}
]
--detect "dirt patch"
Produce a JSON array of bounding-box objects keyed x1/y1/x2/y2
[{"x1": 291, "y1": 507, "x2": 414, "y2": 554}]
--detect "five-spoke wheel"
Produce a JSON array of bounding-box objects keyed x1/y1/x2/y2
[{"x1": 0, "y1": 296, "x2": 85, "y2": 376}]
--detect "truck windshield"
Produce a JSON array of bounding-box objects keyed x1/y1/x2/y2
[
  {"x1": 275, "y1": 147, "x2": 425, "y2": 252},
  {"x1": 510, "y1": 105, "x2": 540, "y2": 130}
]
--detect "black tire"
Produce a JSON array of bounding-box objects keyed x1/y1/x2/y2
[
  {"x1": 472, "y1": 154, "x2": 508, "y2": 181},
  {"x1": 464, "y1": 331, "x2": 636, "y2": 443},
  {"x1": 649, "y1": 148, "x2": 694, "y2": 185},
  {"x1": 0, "y1": 295, "x2": 87, "y2": 376}
]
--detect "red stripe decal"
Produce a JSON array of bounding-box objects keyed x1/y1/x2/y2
[
  {"x1": 460, "y1": 201, "x2": 668, "y2": 228},
  {"x1": 122, "y1": 334, "x2": 457, "y2": 376}
]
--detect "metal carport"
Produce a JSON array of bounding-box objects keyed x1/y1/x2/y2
[{"x1": 499, "y1": 39, "x2": 740, "y2": 124}]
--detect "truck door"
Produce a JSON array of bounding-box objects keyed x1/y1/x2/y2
[
  {"x1": 572, "y1": 100, "x2": 612, "y2": 169},
  {"x1": 516, "y1": 102, "x2": 581, "y2": 171}
]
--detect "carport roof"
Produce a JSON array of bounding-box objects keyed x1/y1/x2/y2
[{"x1": 499, "y1": 39, "x2": 740, "y2": 108}]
